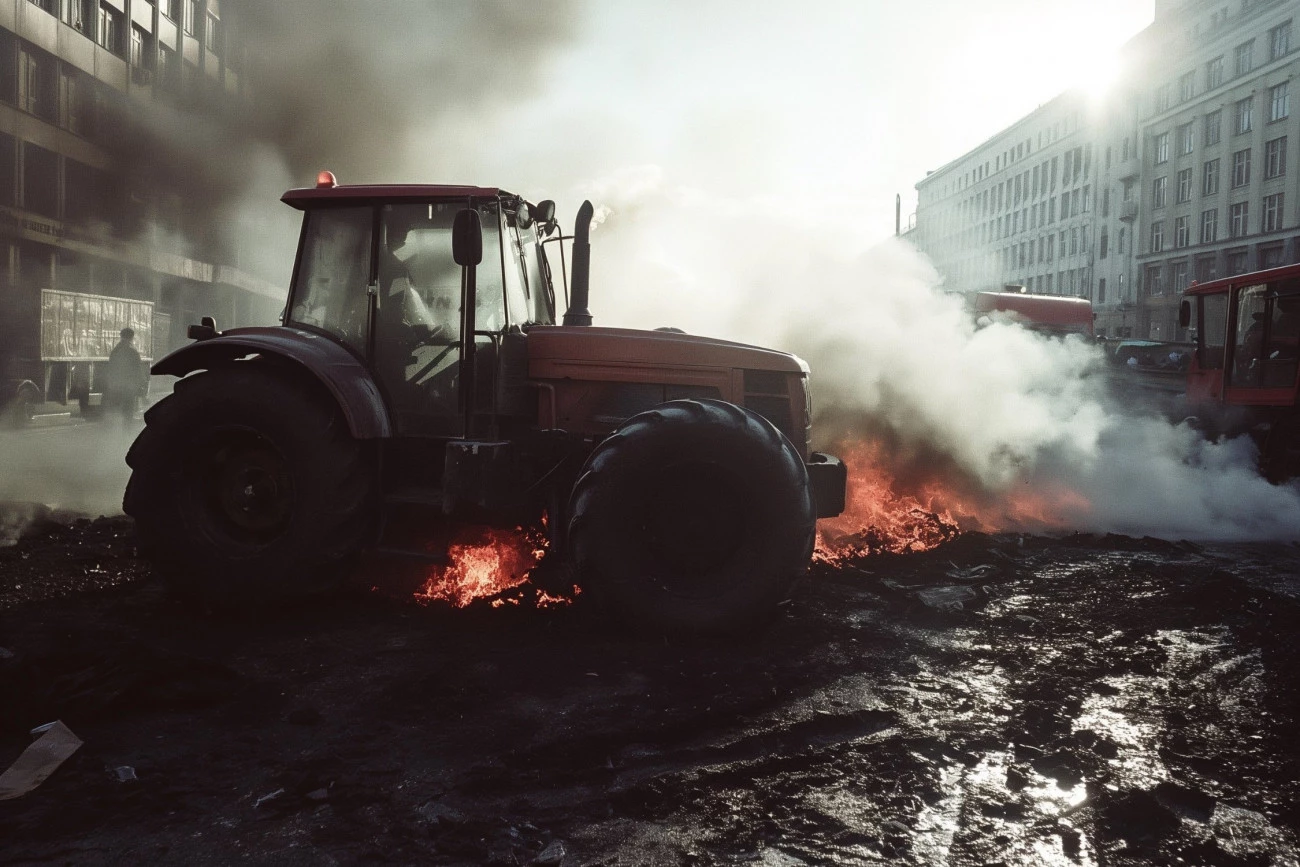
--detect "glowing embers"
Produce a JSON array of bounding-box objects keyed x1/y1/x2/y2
[
  {"x1": 815, "y1": 438, "x2": 961, "y2": 562},
  {"x1": 414, "y1": 523, "x2": 550, "y2": 608},
  {"x1": 814, "y1": 436, "x2": 1095, "y2": 563}
]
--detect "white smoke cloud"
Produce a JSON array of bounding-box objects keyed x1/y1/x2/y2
[{"x1": 577, "y1": 168, "x2": 1300, "y2": 542}]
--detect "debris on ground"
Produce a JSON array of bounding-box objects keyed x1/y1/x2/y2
[{"x1": 1, "y1": 515, "x2": 1299, "y2": 863}]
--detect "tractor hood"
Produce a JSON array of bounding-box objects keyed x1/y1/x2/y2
[{"x1": 526, "y1": 326, "x2": 808, "y2": 379}]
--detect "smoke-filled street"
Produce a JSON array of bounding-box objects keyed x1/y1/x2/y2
[{"x1": 2, "y1": 510, "x2": 1298, "y2": 866}]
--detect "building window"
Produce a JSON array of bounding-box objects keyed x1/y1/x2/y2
[
  {"x1": 1173, "y1": 261, "x2": 1190, "y2": 293},
  {"x1": 1100, "y1": 227, "x2": 1109, "y2": 258},
  {"x1": 17, "y1": 45, "x2": 56, "y2": 122},
  {"x1": 98, "y1": 2, "x2": 123, "y2": 56},
  {"x1": 57, "y1": 64, "x2": 91, "y2": 135},
  {"x1": 27, "y1": 0, "x2": 55, "y2": 14},
  {"x1": 1201, "y1": 208, "x2": 1218, "y2": 243},
  {"x1": 1230, "y1": 201, "x2": 1250, "y2": 237},
  {"x1": 1264, "y1": 136, "x2": 1287, "y2": 179},
  {"x1": 1263, "y1": 192, "x2": 1284, "y2": 232},
  {"x1": 1270, "y1": 82, "x2": 1290, "y2": 122},
  {"x1": 1098, "y1": 278, "x2": 1106, "y2": 304},
  {"x1": 1179, "y1": 71, "x2": 1196, "y2": 102},
  {"x1": 1235, "y1": 97, "x2": 1253, "y2": 134},
  {"x1": 22, "y1": 142, "x2": 58, "y2": 218},
  {"x1": 1205, "y1": 110, "x2": 1221, "y2": 147},
  {"x1": 1176, "y1": 168, "x2": 1192, "y2": 203},
  {"x1": 1235, "y1": 40, "x2": 1255, "y2": 76},
  {"x1": 1175, "y1": 215, "x2": 1190, "y2": 248},
  {"x1": 1155, "y1": 132, "x2": 1169, "y2": 163},
  {"x1": 1153, "y1": 176, "x2": 1168, "y2": 208},
  {"x1": 1146, "y1": 264, "x2": 1165, "y2": 295},
  {"x1": 1196, "y1": 255, "x2": 1217, "y2": 283},
  {"x1": 60, "y1": 0, "x2": 92, "y2": 32},
  {"x1": 129, "y1": 25, "x2": 154, "y2": 82},
  {"x1": 205, "y1": 11, "x2": 219, "y2": 54},
  {"x1": 1155, "y1": 83, "x2": 1173, "y2": 113},
  {"x1": 1118, "y1": 227, "x2": 1127, "y2": 254},
  {"x1": 1260, "y1": 243, "x2": 1286, "y2": 268},
  {"x1": 1228, "y1": 249, "x2": 1249, "y2": 275},
  {"x1": 1270, "y1": 20, "x2": 1292, "y2": 60},
  {"x1": 1178, "y1": 122, "x2": 1194, "y2": 155},
  {"x1": 1204, "y1": 158, "x2": 1220, "y2": 195},
  {"x1": 183, "y1": 0, "x2": 196, "y2": 34},
  {"x1": 1206, "y1": 55, "x2": 1224, "y2": 89},
  {"x1": 1151, "y1": 220, "x2": 1165, "y2": 252},
  {"x1": 1232, "y1": 149, "x2": 1251, "y2": 187}
]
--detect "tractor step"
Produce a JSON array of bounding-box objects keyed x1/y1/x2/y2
[{"x1": 372, "y1": 546, "x2": 450, "y2": 565}]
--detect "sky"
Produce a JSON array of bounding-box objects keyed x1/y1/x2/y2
[{"x1": 413, "y1": 0, "x2": 1158, "y2": 241}]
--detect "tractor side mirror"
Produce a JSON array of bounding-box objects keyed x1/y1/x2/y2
[
  {"x1": 1178, "y1": 300, "x2": 1191, "y2": 329},
  {"x1": 452, "y1": 208, "x2": 483, "y2": 266},
  {"x1": 188, "y1": 315, "x2": 219, "y2": 341},
  {"x1": 535, "y1": 200, "x2": 557, "y2": 236}
]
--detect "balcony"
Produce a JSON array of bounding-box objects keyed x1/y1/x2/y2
[{"x1": 1119, "y1": 199, "x2": 1139, "y2": 222}]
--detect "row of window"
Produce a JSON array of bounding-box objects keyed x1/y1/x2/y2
[
  {"x1": 1156, "y1": 19, "x2": 1291, "y2": 112},
  {"x1": 25, "y1": 0, "x2": 221, "y2": 57},
  {"x1": 999, "y1": 224, "x2": 1095, "y2": 272},
  {"x1": 1153, "y1": 84, "x2": 1289, "y2": 164},
  {"x1": 1154, "y1": 137, "x2": 1288, "y2": 207},
  {"x1": 1145, "y1": 242, "x2": 1292, "y2": 296},
  {"x1": 1150, "y1": 192, "x2": 1286, "y2": 251}
]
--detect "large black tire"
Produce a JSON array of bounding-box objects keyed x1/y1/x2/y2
[
  {"x1": 568, "y1": 399, "x2": 816, "y2": 635},
  {"x1": 123, "y1": 366, "x2": 374, "y2": 608}
]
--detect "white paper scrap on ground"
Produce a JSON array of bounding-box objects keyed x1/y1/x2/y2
[{"x1": 0, "y1": 721, "x2": 83, "y2": 800}]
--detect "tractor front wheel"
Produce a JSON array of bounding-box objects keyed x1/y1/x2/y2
[
  {"x1": 568, "y1": 399, "x2": 816, "y2": 635},
  {"x1": 124, "y1": 366, "x2": 374, "y2": 608}
]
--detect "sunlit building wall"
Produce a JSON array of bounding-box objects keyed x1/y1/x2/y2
[
  {"x1": 911, "y1": 93, "x2": 1105, "y2": 308},
  {"x1": 1130, "y1": 0, "x2": 1300, "y2": 340},
  {"x1": 912, "y1": 0, "x2": 1300, "y2": 341}
]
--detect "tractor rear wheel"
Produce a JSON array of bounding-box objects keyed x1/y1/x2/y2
[
  {"x1": 124, "y1": 366, "x2": 374, "y2": 608},
  {"x1": 568, "y1": 399, "x2": 816, "y2": 635}
]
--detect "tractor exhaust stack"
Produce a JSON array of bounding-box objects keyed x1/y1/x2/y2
[{"x1": 563, "y1": 200, "x2": 595, "y2": 327}]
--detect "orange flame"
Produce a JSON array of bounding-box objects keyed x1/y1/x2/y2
[
  {"x1": 415, "y1": 524, "x2": 547, "y2": 607},
  {"x1": 815, "y1": 437, "x2": 1093, "y2": 564}
]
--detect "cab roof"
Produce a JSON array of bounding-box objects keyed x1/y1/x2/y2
[
  {"x1": 1184, "y1": 262, "x2": 1300, "y2": 297},
  {"x1": 281, "y1": 183, "x2": 510, "y2": 210}
]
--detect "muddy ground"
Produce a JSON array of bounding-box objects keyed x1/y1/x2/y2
[{"x1": 1, "y1": 508, "x2": 1299, "y2": 866}]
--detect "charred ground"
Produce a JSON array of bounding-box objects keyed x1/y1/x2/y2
[{"x1": 2, "y1": 508, "x2": 1299, "y2": 866}]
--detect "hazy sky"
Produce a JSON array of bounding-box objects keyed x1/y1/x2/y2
[{"x1": 418, "y1": 0, "x2": 1156, "y2": 241}]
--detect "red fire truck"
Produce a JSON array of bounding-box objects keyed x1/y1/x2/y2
[
  {"x1": 1180, "y1": 263, "x2": 1300, "y2": 480},
  {"x1": 973, "y1": 288, "x2": 1095, "y2": 338}
]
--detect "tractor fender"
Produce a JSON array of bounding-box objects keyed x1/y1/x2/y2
[{"x1": 152, "y1": 327, "x2": 391, "y2": 439}]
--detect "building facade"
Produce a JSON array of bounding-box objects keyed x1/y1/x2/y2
[
  {"x1": 911, "y1": 0, "x2": 1300, "y2": 341},
  {"x1": 0, "y1": 0, "x2": 278, "y2": 408}
]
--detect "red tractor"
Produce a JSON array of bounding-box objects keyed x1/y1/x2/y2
[
  {"x1": 1180, "y1": 263, "x2": 1300, "y2": 480},
  {"x1": 124, "y1": 175, "x2": 846, "y2": 633}
]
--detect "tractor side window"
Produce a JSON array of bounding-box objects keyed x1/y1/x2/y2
[
  {"x1": 475, "y1": 204, "x2": 507, "y2": 334},
  {"x1": 1262, "y1": 279, "x2": 1299, "y2": 387},
  {"x1": 520, "y1": 227, "x2": 554, "y2": 325},
  {"x1": 502, "y1": 216, "x2": 530, "y2": 329},
  {"x1": 288, "y1": 206, "x2": 373, "y2": 352},
  {"x1": 1233, "y1": 284, "x2": 1268, "y2": 386},
  {"x1": 1197, "y1": 293, "x2": 1228, "y2": 370}
]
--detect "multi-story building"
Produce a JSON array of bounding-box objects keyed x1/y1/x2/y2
[
  {"x1": 911, "y1": 92, "x2": 1105, "y2": 306},
  {"x1": 910, "y1": 0, "x2": 1300, "y2": 341},
  {"x1": 1133, "y1": 0, "x2": 1300, "y2": 340},
  {"x1": 0, "y1": 0, "x2": 278, "y2": 410}
]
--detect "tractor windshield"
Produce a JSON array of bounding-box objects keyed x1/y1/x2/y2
[{"x1": 286, "y1": 206, "x2": 373, "y2": 353}]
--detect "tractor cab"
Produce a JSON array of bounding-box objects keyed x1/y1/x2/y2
[{"x1": 281, "y1": 177, "x2": 558, "y2": 439}]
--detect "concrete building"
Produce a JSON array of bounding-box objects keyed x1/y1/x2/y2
[
  {"x1": 0, "y1": 0, "x2": 278, "y2": 411},
  {"x1": 910, "y1": 92, "x2": 1106, "y2": 308},
  {"x1": 1131, "y1": 0, "x2": 1300, "y2": 340},
  {"x1": 910, "y1": 0, "x2": 1300, "y2": 341}
]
